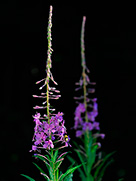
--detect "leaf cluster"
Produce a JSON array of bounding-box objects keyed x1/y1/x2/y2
[
  {"x1": 21, "y1": 149, "x2": 82, "y2": 181},
  {"x1": 67, "y1": 133, "x2": 115, "y2": 181}
]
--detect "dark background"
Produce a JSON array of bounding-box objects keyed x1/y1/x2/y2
[{"x1": 0, "y1": 1, "x2": 136, "y2": 180}]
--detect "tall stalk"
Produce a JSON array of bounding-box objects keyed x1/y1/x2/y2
[
  {"x1": 81, "y1": 16, "x2": 88, "y2": 123},
  {"x1": 46, "y1": 5, "x2": 53, "y2": 123},
  {"x1": 81, "y1": 16, "x2": 93, "y2": 181}
]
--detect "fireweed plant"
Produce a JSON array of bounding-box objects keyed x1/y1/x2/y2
[
  {"x1": 68, "y1": 17, "x2": 115, "y2": 181},
  {"x1": 21, "y1": 6, "x2": 81, "y2": 181}
]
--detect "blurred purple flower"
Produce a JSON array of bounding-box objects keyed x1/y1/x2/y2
[
  {"x1": 73, "y1": 98, "x2": 103, "y2": 138},
  {"x1": 82, "y1": 122, "x2": 93, "y2": 131},
  {"x1": 76, "y1": 130, "x2": 83, "y2": 137},
  {"x1": 93, "y1": 122, "x2": 100, "y2": 130}
]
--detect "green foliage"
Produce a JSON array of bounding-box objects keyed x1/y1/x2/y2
[
  {"x1": 67, "y1": 155, "x2": 86, "y2": 180},
  {"x1": 63, "y1": 173, "x2": 73, "y2": 181},
  {"x1": 96, "y1": 159, "x2": 114, "y2": 181},
  {"x1": 53, "y1": 149, "x2": 59, "y2": 162},
  {"x1": 69, "y1": 137, "x2": 115, "y2": 181},
  {"x1": 33, "y1": 162, "x2": 48, "y2": 180},
  {"x1": 75, "y1": 149, "x2": 86, "y2": 175},
  {"x1": 58, "y1": 163, "x2": 83, "y2": 181},
  {"x1": 22, "y1": 148, "x2": 81, "y2": 181},
  {"x1": 94, "y1": 151, "x2": 116, "y2": 180},
  {"x1": 20, "y1": 174, "x2": 35, "y2": 181},
  {"x1": 118, "y1": 178, "x2": 124, "y2": 181},
  {"x1": 85, "y1": 131, "x2": 97, "y2": 175}
]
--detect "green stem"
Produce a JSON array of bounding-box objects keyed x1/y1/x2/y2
[
  {"x1": 81, "y1": 16, "x2": 88, "y2": 123},
  {"x1": 46, "y1": 5, "x2": 53, "y2": 124},
  {"x1": 46, "y1": 81, "x2": 50, "y2": 123},
  {"x1": 51, "y1": 149, "x2": 56, "y2": 181},
  {"x1": 82, "y1": 69, "x2": 88, "y2": 123}
]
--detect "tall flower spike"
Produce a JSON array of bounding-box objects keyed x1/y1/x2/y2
[
  {"x1": 31, "y1": 5, "x2": 71, "y2": 152},
  {"x1": 73, "y1": 16, "x2": 102, "y2": 138},
  {"x1": 69, "y1": 16, "x2": 109, "y2": 181}
]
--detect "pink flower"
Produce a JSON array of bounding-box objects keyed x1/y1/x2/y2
[{"x1": 31, "y1": 112, "x2": 70, "y2": 152}]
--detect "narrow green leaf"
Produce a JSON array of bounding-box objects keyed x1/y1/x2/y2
[
  {"x1": 88, "y1": 146, "x2": 97, "y2": 174},
  {"x1": 20, "y1": 174, "x2": 35, "y2": 181},
  {"x1": 53, "y1": 149, "x2": 58, "y2": 162},
  {"x1": 55, "y1": 160, "x2": 63, "y2": 171},
  {"x1": 54, "y1": 152, "x2": 68, "y2": 171},
  {"x1": 45, "y1": 154, "x2": 51, "y2": 163},
  {"x1": 72, "y1": 140, "x2": 82, "y2": 149},
  {"x1": 56, "y1": 152, "x2": 68, "y2": 162},
  {"x1": 92, "y1": 159, "x2": 103, "y2": 169},
  {"x1": 118, "y1": 178, "x2": 124, "y2": 181},
  {"x1": 84, "y1": 131, "x2": 97, "y2": 175},
  {"x1": 40, "y1": 172, "x2": 51, "y2": 181},
  {"x1": 48, "y1": 168, "x2": 54, "y2": 181},
  {"x1": 63, "y1": 173, "x2": 73, "y2": 181},
  {"x1": 77, "y1": 166, "x2": 86, "y2": 180},
  {"x1": 67, "y1": 156, "x2": 76, "y2": 168},
  {"x1": 67, "y1": 155, "x2": 86, "y2": 180},
  {"x1": 58, "y1": 163, "x2": 83, "y2": 181},
  {"x1": 75, "y1": 149, "x2": 86, "y2": 175},
  {"x1": 55, "y1": 158, "x2": 64, "y2": 164},
  {"x1": 32, "y1": 162, "x2": 49, "y2": 180},
  {"x1": 56, "y1": 167, "x2": 59, "y2": 180},
  {"x1": 97, "y1": 159, "x2": 114, "y2": 181},
  {"x1": 94, "y1": 151, "x2": 115, "y2": 178},
  {"x1": 33, "y1": 154, "x2": 50, "y2": 164},
  {"x1": 45, "y1": 150, "x2": 51, "y2": 157},
  {"x1": 33, "y1": 155, "x2": 51, "y2": 170}
]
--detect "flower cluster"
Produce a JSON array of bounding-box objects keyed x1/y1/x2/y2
[
  {"x1": 30, "y1": 112, "x2": 70, "y2": 152},
  {"x1": 74, "y1": 99, "x2": 100, "y2": 137},
  {"x1": 73, "y1": 63, "x2": 101, "y2": 138}
]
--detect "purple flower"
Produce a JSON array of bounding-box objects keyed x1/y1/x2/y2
[
  {"x1": 93, "y1": 133, "x2": 105, "y2": 139},
  {"x1": 74, "y1": 103, "x2": 85, "y2": 129},
  {"x1": 30, "y1": 112, "x2": 70, "y2": 152},
  {"x1": 76, "y1": 130, "x2": 83, "y2": 137},
  {"x1": 87, "y1": 100, "x2": 98, "y2": 122},
  {"x1": 93, "y1": 122, "x2": 100, "y2": 130},
  {"x1": 43, "y1": 140, "x2": 54, "y2": 150},
  {"x1": 92, "y1": 100, "x2": 98, "y2": 117},
  {"x1": 100, "y1": 134, "x2": 105, "y2": 139},
  {"x1": 82, "y1": 122, "x2": 93, "y2": 131},
  {"x1": 55, "y1": 112, "x2": 63, "y2": 122},
  {"x1": 87, "y1": 112, "x2": 95, "y2": 122},
  {"x1": 73, "y1": 98, "x2": 104, "y2": 141},
  {"x1": 33, "y1": 113, "x2": 41, "y2": 120},
  {"x1": 32, "y1": 145, "x2": 37, "y2": 151}
]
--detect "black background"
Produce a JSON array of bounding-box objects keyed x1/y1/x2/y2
[{"x1": 0, "y1": 1, "x2": 136, "y2": 180}]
